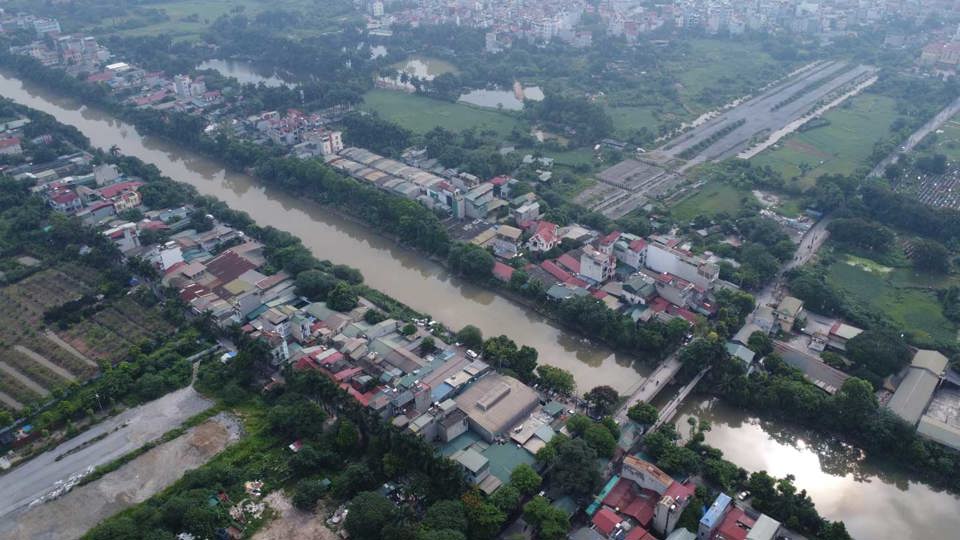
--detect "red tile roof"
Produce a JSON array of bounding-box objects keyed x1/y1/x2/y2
[
  {"x1": 0, "y1": 137, "x2": 21, "y2": 149},
  {"x1": 50, "y1": 191, "x2": 78, "y2": 204},
  {"x1": 205, "y1": 250, "x2": 257, "y2": 285},
  {"x1": 541, "y1": 260, "x2": 573, "y2": 283},
  {"x1": 317, "y1": 351, "x2": 344, "y2": 366},
  {"x1": 531, "y1": 220, "x2": 558, "y2": 242},
  {"x1": 340, "y1": 383, "x2": 377, "y2": 406},
  {"x1": 714, "y1": 507, "x2": 755, "y2": 540},
  {"x1": 599, "y1": 230, "x2": 621, "y2": 245},
  {"x1": 294, "y1": 356, "x2": 321, "y2": 371},
  {"x1": 333, "y1": 366, "x2": 363, "y2": 382},
  {"x1": 629, "y1": 238, "x2": 647, "y2": 252},
  {"x1": 97, "y1": 181, "x2": 143, "y2": 199},
  {"x1": 665, "y1": 481, "x2": 696, "y2": 502},
  {"x1": 557, "y1": 253, "x2": 581, "y2": 274},
  {"x1": 626, "y1": 528, "x2": 656, "y2": 540},
  {"x1": 602, "y1": 479, "x2": 657, "y2": 526},
  {"x1": 493, "y1": 261, "x2": 515, "y2": 282},
  {"x1": 86, "y1": 72, "x2": 114, "y2": 82},
  {"x1": 592, "y1": 507, "x2": 621, "y2": 536}
]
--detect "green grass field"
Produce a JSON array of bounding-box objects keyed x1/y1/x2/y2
[
  {"x1": 65, "y1": 0, "x2": 356, "y2": 40},
  {"x1": 606, "y1": 105, "x2": 661, "y2": 137},
  {"x1": 670, "y1": 182, "x2": 749, "y2": 221},
  {"x1": 666, "y1": 39, "x2": 786, "y2": 113},
  {"x1": 751, "y1": 94, "x2": 900, "y2": 189},
  {"x1": 361, "y1": 89, "x2": 522, "y2": 136},
  {"x1": 827, "y1": 258, "x2": 958, "y2": 344}
]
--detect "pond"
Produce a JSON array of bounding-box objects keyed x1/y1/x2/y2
[
  {"x1": 458, "y1": 85, "x2": 545, "y2": 111},
  {"x1": 195, "y1": 59, "x2": 294, "y2": 88},
  {"x1": 390, "y1": 56, "x2": 457, "y2": 81}
]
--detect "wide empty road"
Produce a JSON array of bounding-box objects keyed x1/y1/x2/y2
[
  {"x1": 0, "y1": 386, "x2": 211, "y2": 519},
  {"x1": 660, "y1": 62, "x2": 876, "y2": 163}
]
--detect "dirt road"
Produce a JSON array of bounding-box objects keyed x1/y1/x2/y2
[
  {"x1": 0, "y1": 413, "x2": 241, "y2": 540},
  {"x1": 253, "y1": 491, "x2": 339, "y2": 540}
]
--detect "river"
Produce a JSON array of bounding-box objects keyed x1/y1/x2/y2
[
  {"x1": 0, "y1": 70, "x2": 648, "y2": 394},
  {"x1": 674, "y1": 396, "x2": 960, "y2": 540}
]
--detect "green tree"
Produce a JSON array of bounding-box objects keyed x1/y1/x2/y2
[
  {"x1": 551, "y1": 438, "x2": 600, "y2": 496},
  {"x1": 423, "y1": 500, "x2": 468, "y2": 533},
  {"x1": 747, "y1": 331, "x2": 774, "y2": 357},
  {"x1": 327, "y1": 282, "x2": 358, "y2": 312},
  {"x1": 583, "y1": 385, "x2": 619, "y2": 416},
  {"x1": 420, "y1": 336, "x2": 438, "y2": 354},
  {"x1": 911, "y1": 239, "x2": 950, "y2": 273},
  {"x1": 627, "y1": 402, "x2": 659, "y2": 426},
  {"x1": 461, "y1": 491, "x2": 506, "y2": 540},
  {"x1": 456, "y1": 325, "x2": 484, "y2": 350},
  {"x1": 522, "y1": 496, "x2": 570, "y2": 540},
  {"x1": 295, "y1": 269, "x2": 338, "y2": 300},
  {"x1": 584, "y1": 422, "x2": 617, "y2": 457},
  {"x1": 345, "y1": 492, "x2": 397, "y2": 540},
  {"x1": 334, "y1": 419, "x2": 360, "y2": 452},
  {"x1": 293, "y1": 478, "x2": 330, "y2": 510},
  {"x1": 489, "y1": 484, "x2": 521, "y2": 512},
  {"x1": 536, "y1": 365, "x2": 575, "y2": 395},
  {"x1": 509, "y1": 464, "x2": 542, "y2": 496}
]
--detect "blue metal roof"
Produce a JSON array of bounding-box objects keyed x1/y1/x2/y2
[
  {"x1": 700, "y1": 492, "x2": 732, "y2": 529},
  {"x1": 431, "y1": 382, "x2": 454, "y2": 402}
]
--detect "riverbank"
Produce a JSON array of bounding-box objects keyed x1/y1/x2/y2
[{"x1": 0, "y1": 68, "x2": 649, "y2": 394}]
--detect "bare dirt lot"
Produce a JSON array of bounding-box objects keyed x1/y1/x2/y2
[
  {"x1": 253, "y1": 491, "x2": 339, "y2": 540},
  {"x1": 0, "y1": 412, "x2": 241, "y2": 540}
]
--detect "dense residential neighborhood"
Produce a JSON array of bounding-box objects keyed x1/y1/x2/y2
[{"x1": 2, "y1": 1, "x2": 960, "y2": 540}]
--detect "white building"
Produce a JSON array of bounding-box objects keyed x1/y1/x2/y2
[{"x1": 645, "y1": 238, "x2": 718, "y2": 290}]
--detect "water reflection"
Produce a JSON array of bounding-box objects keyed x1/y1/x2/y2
[
  {"x1": 196, "y1": 59, "x2": 293, "y2": 88},
  {"x1": 675, "y1": 396, "x2": 960, "y2": 540},
  {"x1": 0, "y1": 69, "x2": 650, "y2": 393}
]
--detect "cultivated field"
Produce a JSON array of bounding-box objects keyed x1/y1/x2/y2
[
  {"x1": 752, "y1": 94, "x2": 900, "y2": 187},
  {"x1": 0, "y1": 266, "x2": 173, "y2": 412},
  {"x1": 361, "y1": 89, "x2": 522, "y2": 136}
]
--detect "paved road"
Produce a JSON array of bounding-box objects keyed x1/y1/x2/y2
[
  {"x1": 658, "y1": 62, "x2": 876, "y2": 166},
  {"x1": 653, "y1": 367, "x2": 710, "y2": 430},
  {"x1": 0, "y1": 386, "x2": 212, "y2": 519},
  {"x1": 870, "y1": 95, "x2": 960, "y2": 177},
  {"x1": 614, "y1": 354, "x2": 682, "y2": 425}
]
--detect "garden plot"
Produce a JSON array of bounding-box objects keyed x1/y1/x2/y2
[{"x1": 0, "y1": 267, "x2": 172, "y2": 412}]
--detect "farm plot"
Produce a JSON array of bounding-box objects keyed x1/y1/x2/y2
[
  {"x1": 59, "y1": 299, "x2": 175, "y2": 364},
  {"x1": 0, "y1": 266, "x2": 172, "y2": 412}
]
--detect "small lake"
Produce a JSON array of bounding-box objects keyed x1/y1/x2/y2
[
  {"x1": 390, "y1": 56, "x2": 457, "y2": 81},
  {"x1": 674, "y1": 396, "x2": 960, "y2": 540},
  {"x1": 195, "y1": 59, "x2": 294, "y2": 88},
  {"x1": 458, "y1": 86, "x2": 544, "y2": 111}
]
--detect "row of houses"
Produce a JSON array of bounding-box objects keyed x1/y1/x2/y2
[
  {"x1": 243, "y1": 109, "x2": 344, "y2": 156},
  {"x1": 575, "y1": 457, "x2": 784, "y2": 540},
  {"x1": 483, "y1": 222, "x2": 728, "y2": 327}
]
